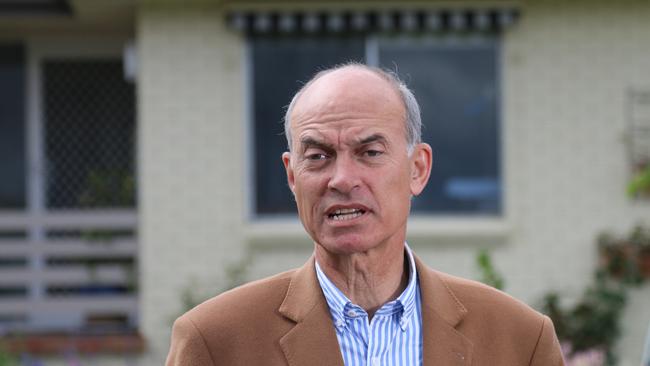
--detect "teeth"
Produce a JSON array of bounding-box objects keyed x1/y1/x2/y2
[
  {"x1": 330, "y1": 208, "x2": 364, "y2": 221},
  {"x1": 332, "y1": 211, "x2": 362, "y2": 221},
  {"x1": 334, "y1": 208, "x2": 358, "y2": 215}
]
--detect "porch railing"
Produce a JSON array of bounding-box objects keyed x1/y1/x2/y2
[{"x1": 0, "y1": 210, "x2": 137, "y2": 335}]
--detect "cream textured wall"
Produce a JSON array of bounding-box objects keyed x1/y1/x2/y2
[
  {"x1": 501, "y1": 0, "x2": 650, "y2": 295},
  {"x1": 416, "y1": 1, "x2": 650, "y2": 364},
  {"x1": 137, "y1": 1, "x2": 650, "y2": 365},
  {"x1": 137, "y1": 3, "x2": 245, "y2": 364},
  {"x1": 498, "y1": 2, "x2": 650, "y2": 364}
]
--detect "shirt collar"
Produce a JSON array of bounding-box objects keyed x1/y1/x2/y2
[{"x1": 315, "y1": 243, "x2": 419, "y2": 332}]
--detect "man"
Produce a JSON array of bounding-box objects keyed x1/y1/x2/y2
[{"x1": 166, "y1": 64, "x2": 564, "y2": 365}]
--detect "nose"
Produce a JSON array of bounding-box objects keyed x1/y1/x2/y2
[{"x1": 327, "y1": 154, "x2": 361, "y2": 194}]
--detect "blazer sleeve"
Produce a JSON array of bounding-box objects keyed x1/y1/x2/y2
[
  {"x1": 529, "y1": 315, "x2": 565, "y2": 366},
  {"x1": 166, "y1": 315, "x2": 215, "y2": 366}
]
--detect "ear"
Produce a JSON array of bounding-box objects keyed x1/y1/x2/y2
[
  {"x1": 409, "y1": 143, "x2": 433, "y2": 196},
  {"x1": 282, "y1": 152, "x2": 295, "y2": 194}
]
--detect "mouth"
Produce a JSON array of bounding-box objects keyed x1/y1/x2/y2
[{"x1": 327, "y1": 207, "x2": 367, "y2": 221}]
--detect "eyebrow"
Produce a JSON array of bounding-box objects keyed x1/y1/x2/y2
[
  {"x1": 358, "y1": 133, "x2": 387, "y2": 145},
  {"x1": 299, "y1": 136, "x2": 334, "y2": 152},
  {"x1": 298, "y1": 133, "x2": 387, "y2": 152}
]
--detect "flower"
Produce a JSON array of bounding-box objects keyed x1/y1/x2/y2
[{"x1": 562, "y1": 343, "x2": 606, "y2": 366}]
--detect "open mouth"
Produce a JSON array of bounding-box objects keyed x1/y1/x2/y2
[{"x1": 328, "y1": 208, "x2": 366, "y2": 221}]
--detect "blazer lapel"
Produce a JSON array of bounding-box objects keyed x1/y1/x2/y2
[
  {"x1": 278, "y1": 256, "x2": 344, "y2": 366},
  {"x1": 416, "y1": 256, "x2": 474, "y2": 365},
  {"x1": 277, "y1": 254, "x2": 473, "y2": 366}
]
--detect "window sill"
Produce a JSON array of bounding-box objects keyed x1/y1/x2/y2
[
  {"x1": 245, "y1": 219, "x2": 310, "y2": 249},
  {"x1": 1, "y1": 331, "x2": 145, "y2": 355},
  {"x1": 407, "y1": 216, "x2": 510, "y2": 241},
  {"x1": 245, "y1": 216, "x2": 510, "y2": 248}
]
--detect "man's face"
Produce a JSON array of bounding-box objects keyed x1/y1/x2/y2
[{"x1": 282, "y1": 68, "x2": 432, "y2": 255}]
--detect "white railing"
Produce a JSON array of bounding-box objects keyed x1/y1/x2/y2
[{"x1": 0, "y1": 210, "x2": 137, "y2": 334}]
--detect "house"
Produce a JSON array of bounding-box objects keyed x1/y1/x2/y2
[{"x1": 1, "y1": 0, "x2": 649, "y2": 365}]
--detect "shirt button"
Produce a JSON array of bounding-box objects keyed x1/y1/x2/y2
[
  {"x1": 346, "y1": 310, "x2": 357, "y2": 317},
  {"x1": 371, "y1": 357, "x2": 380, "y2": 366}
]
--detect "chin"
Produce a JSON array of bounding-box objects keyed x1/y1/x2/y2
[{"x1": 317, "y1": 234, "x2": 378, "y2": 255}]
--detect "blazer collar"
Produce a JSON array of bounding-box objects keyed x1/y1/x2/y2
[
  {"x1": 415, "y1": 255, "x2": 474, "y2": 365},
  {"x1": 278, "y1": 256, "x2": 345, "y2": 366},
  {"x1": 278, "y1": 254, "x2": 474, "y2": 366}
]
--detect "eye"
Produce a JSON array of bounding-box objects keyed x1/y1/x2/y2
[
  {"x1": 306, "y1": 153, "x2": 328, "y2": 161},
  {"x1": 364, "y1": 149, "x2": 383, "y2": 158}
]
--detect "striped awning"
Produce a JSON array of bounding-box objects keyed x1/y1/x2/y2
[
  {"x1": 227, "y1": 8, "x2": 519, "y2": 34},
  {"x1": 0, "y1": 0, "x2": 71, "y2": 15}
]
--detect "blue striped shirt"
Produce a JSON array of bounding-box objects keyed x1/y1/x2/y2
[{"x1": 315, "y1": 245, "x2": 423, "y2": 366}]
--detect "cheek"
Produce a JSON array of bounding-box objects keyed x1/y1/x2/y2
[
  {"x1": 293, "y1": 174, "x2": 326, "y2": 212},
  {"x1": 385, "y1": 163, "x2": 412, "y2": 189},
  {"x1": 376, "y1": 168, "x2": 412, "y2": 208}
]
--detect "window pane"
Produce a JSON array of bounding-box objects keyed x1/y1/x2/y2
[
  {"x1": 379, "y1": 37, "x2": 501, "y2": 214},
  {"x1": 43, "y1": 60, "x2": 136, "y2": 209},
  {"x1": 0, "y1": 44, "x2": 26, "y2": 209},
  {"x1": 252, "y1": 36, "x2": 365, "y2": 215}
]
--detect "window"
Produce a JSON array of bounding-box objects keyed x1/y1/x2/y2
[
  {"x1": 250, "y1": 33, "x2": 501, "y2": 216},
  {"x1": 0, "y1": 42, "x2": 138, "y2": 336},
  {"x1": 43, "y1": 59, "x2": 136, "y2": 209},
  {"x1": 0, "y1": 44, "x2": 26, "y2": 209}
]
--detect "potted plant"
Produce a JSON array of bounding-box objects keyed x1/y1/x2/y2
[
  {"x1": 541, "y1": 225, "x2": 650, "y2": 365},
  {"x1": 598, "y1": 225, "x2": 650, "y2": 282},
  {"x1": 630, "y1": 225, "x2": 650, "y2": 277},
  {"x1": 541, "y1": 274, "x2": 627, "y2": 366}
]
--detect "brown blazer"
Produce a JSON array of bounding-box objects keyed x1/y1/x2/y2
[{"x1": 166, "y1": 255, "x2": 564, "y2": 365}]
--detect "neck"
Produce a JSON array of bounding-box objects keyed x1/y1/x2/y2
[{"x1": 315, "y1": 241, "x2": 408, "y2": 319}]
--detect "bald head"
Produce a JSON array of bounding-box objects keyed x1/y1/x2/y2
[{"x1": 283, "y1": 63, "x2": 422, "y2": 154}]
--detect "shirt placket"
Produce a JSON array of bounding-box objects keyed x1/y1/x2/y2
[
  {"x1": 344, "y1": 304, "x2": 369, "y2": 365},
  {"x1": 367, "y1": 313, "x2": 391, "y2": 366}
]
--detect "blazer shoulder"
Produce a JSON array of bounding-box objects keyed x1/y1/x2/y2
[
  {"x1": 168, "y1": 269, "x2": 299, "y2": 365},
  {"x1": 176, "y1": 268, "x2": 296, "y2": 334},
  {"x1": 428, "y1": 269, "x2": 563, "y2": 363},
  {"x1": 431, "y1": 269, "x2": 546, "y2": 325}
]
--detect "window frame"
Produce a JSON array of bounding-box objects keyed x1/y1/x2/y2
[{"x1": 245, "y1": 33, "x2": 506, "y2": 223}]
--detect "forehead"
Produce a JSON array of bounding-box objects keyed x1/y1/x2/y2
[{"x1": 290, "y1": 68, "x2": 406, "y2": 145}]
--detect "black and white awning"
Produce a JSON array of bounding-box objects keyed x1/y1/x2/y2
[{"x1": 227, "y1": 8, "x2": 519, "y2": 35}]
